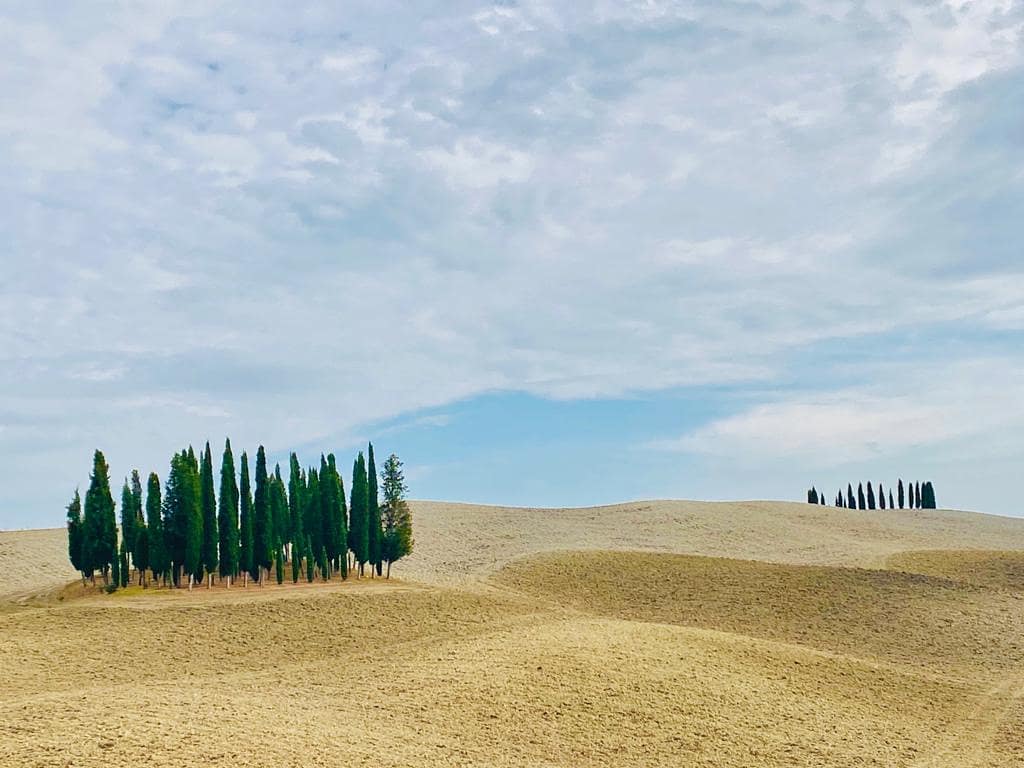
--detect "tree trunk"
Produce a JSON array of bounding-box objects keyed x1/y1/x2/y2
[
  {"x1": 386, "y1": 560, "x2": 391, "y2": 579},
  {"x1": 188, "y1": 573, "x2": 194, "y2": 592},
  {"x1": 243, "y1": 571, "x2": 248, "y2": 588}
]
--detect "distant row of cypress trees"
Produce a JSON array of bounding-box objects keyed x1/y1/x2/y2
[
  {"x1": 805, "y1": 479, "x2": 937, "y2": 510},
  {"x1": 66, "y1": 441, "x2": 413, "y2": 592}
]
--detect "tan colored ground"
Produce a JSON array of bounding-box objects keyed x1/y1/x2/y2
[{"x1": 2, "y1": 499, "x2": 1024, "y2": 767}]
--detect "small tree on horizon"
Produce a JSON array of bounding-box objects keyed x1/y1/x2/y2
[
  {"x1": 898, "y1": 479, "x2": 905, "y2": 509},
  {"x1": 380, "y1": 453, "x2": 413, "y2": 579},
  {"x1": 879, "y1": 484, "x2": 887, "y2": 509}
]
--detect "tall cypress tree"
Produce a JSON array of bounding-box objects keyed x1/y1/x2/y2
[
  {"x1": 200, "y1": 442, "x2": 218, "y2": 587},
  {"x1": 367, "y1": 444, "x2": 383, "y2": 576},
  {"x1": 889, "y1": 489, "x2": 895, "y2": 510},
  {"x1": 349, "y1": 453, "x2": 369, "y2": 576},
  {"x1": 305, "y1": 535, "x2": 315, "y2": 583},
  {"x1": 182, "y1": 450, "x2": 204, "y2": 588},
  {"x1": 110, "y1": 539, "x2": 121, "y2": 592},
  {"x1": 879, "y1": 484, "x2": 887, "y2": 509},
  {"x1": 329, "y1": 454, "x2": 348, "y2": 578},
  {"x1": 146, "y1": 473, "x2": 166, "y2": 587},
  {"x1": 807, "y1": 487, "x2": 818, "y2": 504},
  {"x1": 288, "y1": 453, "x2": 305, "y2": 565},
  {"x1": 857, "y1": 482, "x2": 866, "y2": 510},
  {"x1": 83, "y1": 450, "x2": 117, "y2": 584},
  {"x1": 134, "y1": 523, "x2": 149, "y2": 587},
  {"x1": 866, "y1": 482, "x2": 876, "y2": 510},
  {"x1": 66, "y1": 489, "x2": 86, "y2": 582},
  {"x1": 321, "y1": 455, "x2": 340, "y2": 573},
  {"x1": 305, "y1": 467, "x2": 323, "y2": 560},
  {"x1": 239, "y1": 451, "x2": 255, "y2": 586},
  {"x1": 253, "y1": 446, "x2": 272, "y2": 583},
  {"x1": 275, "y1": 540, "x2": 285, "y2": 585},
  {"x1": 898, "y1": 479, "x2": 905, "y2": 509},
  {"x1": 162, "y1": 451, "x2": 186, "y2": 586},
  {"x1": 218, "y1": 439, "x2": 240, "y2": 584},
  {"x1": 272, "y1": 464, "x2": 289, "y2": 559},
  {"x1": 119, "y1": 541, "x2": 130, "y2": 588},
  {"x1": 915, "y1": 482, "x2": 922, "y2": 509},
  {"x1": 922, "y1": 482, "x2": 937, "y2": 509},
  {"x1": 847, "y1": 483, "x2": 855, "y2": 509},
  {"x1": 909, "y1": 482, "x2": 916, "y2": 509}
]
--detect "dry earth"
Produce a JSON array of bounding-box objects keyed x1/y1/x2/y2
[{"x1": 2, "y1": 499, "x2": 1024, "y2": 767}]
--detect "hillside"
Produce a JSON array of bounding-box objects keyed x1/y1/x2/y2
[{"x1": 2, "y1": 499, "x2": 1024, "y2": 767}]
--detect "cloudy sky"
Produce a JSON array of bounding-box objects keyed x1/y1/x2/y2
[{"x1": 2, "y1": 1, "x2": 1022, "y2": 527}]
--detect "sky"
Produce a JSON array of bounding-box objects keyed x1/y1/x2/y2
[{"x1": 1, "y1": 1, "x2": 1022, "y2": 528}]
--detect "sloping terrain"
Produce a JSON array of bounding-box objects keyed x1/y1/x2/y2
[{"x1": 2, "y1": 499, "x2": 1024, "y2": 767}]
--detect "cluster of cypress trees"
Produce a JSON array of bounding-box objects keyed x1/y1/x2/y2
[
  {"x1": 66, "y1": 440, "x2": 414, "y2": 592},
  {"x1": 806, "y1": 479, "x2": 937, "y2": 510}
]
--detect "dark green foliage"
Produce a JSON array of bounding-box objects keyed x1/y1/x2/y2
[
  {"x1": 847, "y1": 484, "x2": 855, "y2": 509},
  {"x1": 83, "y1": 450, "x2": 117, "y2": 583},
  {"x1": 889, "y1": 490, "x2": 895, "y2": 509},
  {"x1": 898, "y1": 479, "x2": 905, "y2": 509},
  {"x1": 179, "y1": 450, "x2": 204, "y2": 585},
  {"x1": 909, "y1": 482, "x2": 916, "y2": 509},
  {"x1": 134, "y1": 524, "x2": 149, "y2": 584},
  {"x1": 291, "y1": 538, "x2": 301, "y2": 583},
  {"x1": 331, "y1": 455, "x2": 348, "y2": 579},
  {"x1": 272, "y1": 463, "x2": 289, "y2": 556},
  {"x1": 288, "y1": 454, "x2": 305, "y2": 566},
  {"x1": 119, "y1": 541, "x2": 129, "y2": 588},
  {"x1": 200, "y1": 442, "x2": 218, "y2": 581},
  {"x1": 305, "y1": 467, "x2": 322, "y2": 559},
  {"x1": 349, "y1": 453, "x2": 369, "y2": 574},
  {"x1": 380, "y1": 453, "x2": 413, "y2": 578},
  {"x1": 857, "y1": 483, "x2": 866, "y2": 510},
  {"x1": 819, "y1": 495, "x2": 824, "y2": 506},
  {"x1": 367, "y1": 444, "x2": 383, "y2": 575},
  {"x1": 807, "y1": 487, "x2": 818, "y2": 504},
  {"x1": 921, "y1": 481, "x2": 937, "y2": 509},
  {"x1": 240, "y1": 451, "x2": 255, "y2": 582},
  {"x1": 879, "y1": 484, "x2": 886, "y2": 509},
  {"x1": 146, "y1": 473, "x2": 167, "y2": 585},
  {"x1": 253, "y1": 446, "x2": 272, "y2": 575},
  {"x1": 130, "y1": 471, "x2": 144, "y2": 545},
  {"x1": 218, "y1": 439, "x2": 240, "y2": 579},
  {"x1": 915, "y1": 482, "x2": 922, "y2": 509},
  {"x1": 120, "y1": 478, "x2": 138, "y2": 564},
  {"x1": 866, "y1": 482, "x2": 876, "y2": 510},
  {"x1": 66, "y1": 490, "x2": 85, "y2": 577},
  {"x1": 275, "y1": 541, "x2": 284, "y2": 585},
  {"x1": 306, "y1": 536, "x2": 314, "y2": 583}
]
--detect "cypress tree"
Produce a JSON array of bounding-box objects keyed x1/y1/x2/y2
[
  {"x1": 867, "y1": 482, "x2": 876, "y2": 510},
  {"x1": 879, "y1": 484, "x2": 886, "y2": 509},
  {"x1": 66, "y1": 490, "x2": 86, "y2": 582},
  {"x1": 272, "y1": 464, "x2": 289, "y2": 559},
  {"x1": 119, "y1": 479, "x2": 137, "y2": 569},
  {"x1": 889, "y1": 489, "x2": 895, "y2": 510},
  {"x1": 897, "y1": 479, "x2": 905, "y2": 509},
  {"x1": 306, "y1": 467, "x2": 323, "y2": 562},
  {"x1": 367, "y1": 444, "x2": 383, "y2": 576},
  {"x1": 321, "y1": 455, "x2": 339, "y2": 571},
  {"x1": 330, "y1": 454, "x2": 348, "y2": 579},
  {"x1": 857, "y1": 482, "x2": 866, "y2": 510},
  {"x1": 915, "y1": 482, "x2": 922, "y2": 509},
  {"x1": 83, "y1": 450, "x2": 117, "y2": 584},
  {"x1": 847, "y1": 484, "x2": 855, "y2": 509},
  {"x1": 240, "y1": 451, "x2": 255, "y2": 586},
  {"x1": 291, "y1": 537, "x2": 301, "y2": 583},
  {"x1": 200, "y1": 442, "x2": 218, "y2": 588},
  {"x1": 275, "y1": 540, "x2": 284, "y2": 585},
  {"x1": 119, "y1": 541, "x2": 130, "y2": 588},
  {"x1": 288, "y1": 454, "x2": 304, "y2": 565},
  {"x1": 253, "y1": 446, "x2": 272, "y2": 583},
  {"x1": 909, "y1": 482, "x2": 916, "y2": 509},
  {"x1": 146, "y1": 473, "x2": 166, "y2": 587},
  {"x1": 380, "y1": 453, "x2": 413, "y2": 578},
  {"x1": 110, "y1": 539, "x2": 121, "y2": 592},
  {"x1": 218, "y1": 439, "x2": 240, "y2": 585},
  {"x1": 130, "y1": 470, "x2": 144, "y2": 550},
  {"x1": 807, "y1": 487, "x2": 818, "y2": 504},
  {"x1": 134, "y1": 524, "x2": 149, "y2": 587},
  {"x1": 922, "y1": 482, "x2": 937, "y2": 509},
  {"x1": 182, "y1": 450, "x2": 204, "y2": 589},
  {"x1": 162, "y1": 451, "x2": 185, "y2": 586},
  {"x1": 819, "y1": 495, "x2": 824, "y2": 506},
  {"x1": 350, "y1": 453, "x2": 369, "y2": 576},
  {"x1": 306, "y1": 535, "x2": 315, "y2": 583}
]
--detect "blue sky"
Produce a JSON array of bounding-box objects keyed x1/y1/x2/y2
[{"x1": 2, "y1": 1, "x2": 1023, "y2": 527}]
